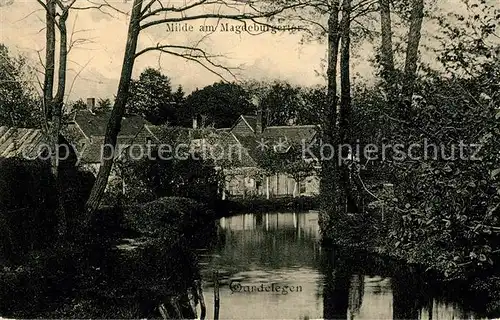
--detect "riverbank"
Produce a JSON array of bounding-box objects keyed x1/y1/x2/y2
[
  {"x1": 320, "y1": 211, "x2": 500, "y2": 317},
  {"x1": 211, "y1": 195, "x2": 319, "y2": 218},
  {"x1": 0, "y1": 197, "x2": 215, "y2": 318},
  {"x1": 199, "y1": 211, "x2": 492, "y2": 319}
]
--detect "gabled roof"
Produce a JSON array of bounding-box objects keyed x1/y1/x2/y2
[
  {"x1": 73, "y1": 110, "x2": 149, "y2": 137},
  {"x1": 211, "y1": 131, "x2": 256, "y2": 168},
  {"x1": 78, "y1": 135, "x2": 148, "y2": 164},
  {"x1": 231, "y1": 125, "x2": 318, "y2": 157},
  {"x1": 0, "y1": 126, "x2": 47, "y2": 159},
  {"x1": 240, "y1": 115, "x2": 257, "y2": 132},
  {"x1": 262, "y1": 125, "x2": 318, "y2": 146}
]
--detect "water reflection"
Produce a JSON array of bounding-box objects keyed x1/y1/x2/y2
[{"x1": 198, "y1": 211, "x2": 483, "y2": 319}]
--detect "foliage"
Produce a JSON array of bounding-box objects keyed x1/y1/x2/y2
[
  {"x1": 184, "y1": 81, "x2": 255, "y2": 128},
  {"x1": 0, "y1": 197, "x2": 213, "y2": 318},
  {"x1": 115, "y1": 127, "x2": 221, "y2": 205},
  {"x1": 0, "y1": 158, "x2": 94, "y2": 261},
  {"x1": 0, "y1": 44, "x2": 41, "y2": 127},
  {"x1": 345, "y1": 60, "x2": 500, "y2": 283},
  {"x1": 68, "y1": 98, "x2": 86, "y2": 111},
  {"x1": 254, "y1": 144, "x2": 316, "y2": 192},
  {"x1": 218, "y1": 195, "x2": 319, "y2": 215},
  {"x1": 316, "y1": 0, "x2": 500, "y2": 290},
  {"x1": 96, "y1": 98, "x2": 112, "y2": 111},
  {"x1": 126, "y1": 68, "x2": 179, "y2": 125},
  {"x1": 243, "y1": 80, "x2": 326, "y2": 125}
]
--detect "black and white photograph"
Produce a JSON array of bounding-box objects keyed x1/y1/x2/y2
[{"x1": 0, "y1": 0, "x2": 499, "y2": 318}]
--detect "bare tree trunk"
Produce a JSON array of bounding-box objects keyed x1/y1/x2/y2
[
  {"x1": 319, "y1": 0, "x2": 341, "y2": 232},
  {"x1": 84, "y1": 0, "x2": 144, "y2": 220},
  {"x1": 339, "y1": 0, "x2": 357, "y2": 213},
  {"x1": 402, "y1": 0, "x2": 424, "y2": 101},
  {"x1": 379, "y1": 0, "x2": 395, "y2": 89},
  {"x1": 42, "y1": 0, "x2": 70, "y2": 237},
  {"x1": 43, "y1": 0, "x2": 55, "y2": 120},
  {"x1": 339, "y1": 0, "x2": 351, "y2": 145},
  {"x1": 51, "y1": 5, "x2": 69, "y2": 237}
]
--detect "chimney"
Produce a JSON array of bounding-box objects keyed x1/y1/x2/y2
[
  {"x1": 252, "y1": 94, "x2": 263, "y2": 134},
  {"x1": 255, "y1": 109, "x2": 263, "y2": 134},
  {"x1": 86, "y1": 97, "x2": 95, "y2": 111}
]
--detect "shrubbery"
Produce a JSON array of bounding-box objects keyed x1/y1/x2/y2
[
  {"x1": 0, "y1": 158, "x2": 94, "y2": 261},
  {"x1": 333, "y1": 60, "x2": 500, "y2": 283},
  {"x1": 0, "y1": 196, "x2": 215, "y2": 318}
]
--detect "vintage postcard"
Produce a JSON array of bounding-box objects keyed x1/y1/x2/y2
[{"x1": 0, "y1": 0, "x2": 499, "y2": 319}]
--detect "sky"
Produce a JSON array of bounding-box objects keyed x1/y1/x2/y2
[{"x1": 0, "y1": 0, "x2": 494, "y2": 101}]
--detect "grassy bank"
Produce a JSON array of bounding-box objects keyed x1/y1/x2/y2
[{"x1": 0, "y1": 197, "x2": 216, "y2": 318}]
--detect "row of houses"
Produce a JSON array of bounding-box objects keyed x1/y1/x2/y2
[{"x1": 0, "y1": 98, "x2": 320, "y2": 199}]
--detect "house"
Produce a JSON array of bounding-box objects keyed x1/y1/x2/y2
[
  {"x1": 61, "y1": 98, "x2": 157, "y2": 192},
  {"x1": 62, "y1": 98, "x2": 155, "y2": 170},
  {"x1": 0, "y1": 126, "x2": 76, "y2": 167},
  {"x1": 0, "y1": 126, "x2": 48, "y2": 159},
  {"x1": 204, "y1": 110, "x2": 320, "y2": 199}
]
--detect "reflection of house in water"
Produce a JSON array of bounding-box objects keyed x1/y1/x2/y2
[{"x1": 219, "y1": 211, "x2": 320, "y2": 239}]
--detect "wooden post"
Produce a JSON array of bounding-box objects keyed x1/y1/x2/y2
[
  {"x1": 276, "y1": 173, "x2": 279, "y2": 196},
  {"x1": 214, "y1": 271, "x2": 220, "y2": 320},
  {"x1": 158, "y1": 303, "x2": 171, "y2": 319},
  {"x1": 187, "y1": 287, "x2": 197, "y2": 319},
  {"x1": 170, "y1": 296, "x2": 182, "y2": 319},
  {"x1": 195, "y1": 280, "x2": 206, "y2": 320}
]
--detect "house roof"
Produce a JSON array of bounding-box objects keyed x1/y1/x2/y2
[
  {"x1": 78, "y1": 135, "x2": 147, "y2": 164},
  {"x1": 262, "y1": 125, "x2": 318, "y2": 146},
  {"x1": 195, "y1": 121, "x2": 319, "y2": 168},
  {"x1": 73, "y1": 110, "x2": 149, "y2": 137},
  {"x1": 240, "y1": 115, "x2": 257, "y2": 132},
  {"x1": 146, "y1": 125, "x2": 213, "y2": 144},
  {"x1": 212, "y1": 131, "x2": 256, "y2": 168},
  {"x1": 62, "y1": 123, "x2": 88, "y2": 143},
  {"x1": 0, "y1": 126, "x2": 47, "y2": 159}
]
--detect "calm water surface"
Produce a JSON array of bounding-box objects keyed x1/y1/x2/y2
[{"x1": 198, "y1": 211, "x2": 485, "y2": 320}]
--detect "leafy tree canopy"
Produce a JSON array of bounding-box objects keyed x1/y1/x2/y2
[
  {"x1": 184, "y1": 81, "x2": 255, "y2": 128},
  {"x1": 243, "y1": 80, "x2": 326, "y2": 126},
  {"x1": 126, "y1": 68, "x2": 184, "y2": 125},
  {"x1": 0, "y1": 44, "x2": 41, "y2": 128}
]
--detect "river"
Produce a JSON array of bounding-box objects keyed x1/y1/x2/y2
[{"x1": 196, "y1": 211, "x2": 486, "y2": 320}]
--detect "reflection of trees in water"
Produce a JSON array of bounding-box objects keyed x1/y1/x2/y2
[
  {"x1": 205, "y1": 214, "x2": 322, "y2": 272},
  {"x1": 348, "y1": 274, "x2": 364, "y2": 318},
  {"x1": 322, "y1": 247, "x2": 350, "y2": 320},
  {"x1": 205, "y1": 214, "x2": 485, "y2": 319}
]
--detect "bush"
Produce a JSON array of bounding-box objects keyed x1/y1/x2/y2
[
  {"x1": 123, "y1": 197, "x2": 215, "y2": 238},
  {"x1": 0, "y1": 158, "x2": 57, "y2": 259},
  {"x1": 0, "y1": 158, "x2": 95, "y2": 260}
]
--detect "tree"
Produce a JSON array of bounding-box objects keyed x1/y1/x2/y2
[
  {"x1": 401, "y1": 0, "x2": 424, "y2": 101},
  {"x1": 297, "y1": 85, "x2": 326, "y2": 125},
  {"x1": 68, "y1": 98, "x2": 86, "y2": 111},
  {"x1": 173, "y1": 85, "x2": 185, "y2": 105},
  {"x1": 84, "y1": 0, "x2": 308, "y2": 218},
  {"x1": 126, "y1": 68, "x2": 175, "y2": 124},
  {"x1": 248, "y1": 80, "x2": 302, "y2": 126},
  {"x1": 184, "y1": 81, "x2": 255, "y2": 128},
  {"x1": 284, "y1": 159, "x2": 316, "y2": 197},
  {"x1": 37, "y1": 0, "x2": 76, "y2": 236},
  {"x1": 0, "y1": 44, "x2": 41, "y2": 127},
  {"x1": 96, "y1": 98, "x2": 112, "y2": 112},
  {"x1": 378, "y1": 0, "x2": 395, "y2": 92}
]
